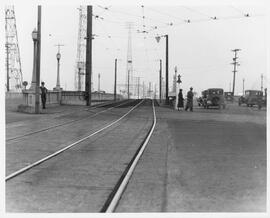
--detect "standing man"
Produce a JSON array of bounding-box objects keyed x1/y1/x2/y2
[
  {"x1": 185, "y1": 87, "x2": 194, "y2": 112},
  {"x1": 40, "y1": 81, "x2": 48, "y2": 109}
]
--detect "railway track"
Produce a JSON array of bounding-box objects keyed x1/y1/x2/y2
[
  {"x1": 6, "y1": 99, "x2": 130, "y2": 141},
  {"x1": 6, "y1": 99, "x2": 157, "y2": 212}
]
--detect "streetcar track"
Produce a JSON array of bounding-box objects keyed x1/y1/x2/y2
[
  {"x1": 6, "y1": 99, "x2": 130, "y2": 142},
  {"x1": 101, "y1": 99, "x2": 157, "y2": 212},
  {"x1": 6, "y1": 99, "x2": 144, "y2": 181}
]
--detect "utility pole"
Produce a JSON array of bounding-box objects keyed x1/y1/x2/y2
[
  {"x1": 231, "y1": 49, "x2": 241, "y2": 96},
  {"x1": 35, "y1": 5, "x2": 41, "y2": 114},
  {"x1": 85, "y1": 5, "x2": 92, "y2": 106},
  {"x1": 137, "y1": 77, "x2": 140, "y2": 99},
  {"x1": 159, "y1": 59, "x2": 162, "y2": 103},
  {"x1": 114, "y1": 58, "x2": 117, "y2": 101},
  {"x1": 142, "y1": 81, "x2": 145, "y2": 98},
  {"x1": 155, "y1": 34, "x2": 169, "y2": 104},
  {"x1": 165, "y1": 35, "x2": 169, "y2": 104},
  {"x1": 261, "y1": 74, "x2": 263, "y2": 91},
  {"x1": 154, "y1": 83, "x2": 157, "y2": 99},
  {"x1": 127, "y1": 70, "x2": 130, "y2": 99}
]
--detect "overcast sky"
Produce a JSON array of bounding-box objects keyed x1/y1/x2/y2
[{"x1": 2, "y1": 0, "x2": 268, "y2": 95}]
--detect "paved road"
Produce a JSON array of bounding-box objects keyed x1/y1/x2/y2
[
  {"x1": 6, "y1": 100, "x2": 154, "y2": 212},
  {"x1": 117, "y1": 103, "x2": 266, "y2": 212},
  {"x1": 6, "y1": 101, "x2": 266, "y2": 213}
]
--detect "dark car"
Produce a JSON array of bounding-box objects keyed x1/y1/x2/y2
[
  {"x1": 197, "y1": 90, "x2": 207, "y2": 107},
  {"x1": 203, "y1": 88, "x2": 225, "y2": 109},
  {"x1": 238, "y1": 90, "x2": 263, "y2": 109},
  {"x1": 224, "y1": 92, "x2": 234, "y2": 102}
]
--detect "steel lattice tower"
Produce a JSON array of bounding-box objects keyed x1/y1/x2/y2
[
  {"x1": 5, "y1": 6, "x2": 23, "y2": 92},
  {"x1": 126, "y1": 23, "x2": 134, "y2": 98},
  {"x1": 74, "y1": 6, "x2": 87, "y2": 91}
]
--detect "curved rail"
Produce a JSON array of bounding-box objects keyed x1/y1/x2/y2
[
  {"x1": 101, "y1": 99, "x2": 157, "y2": 212},
  {"x1": 6, "y1": 99, "x2": 144, "y2": 181}
]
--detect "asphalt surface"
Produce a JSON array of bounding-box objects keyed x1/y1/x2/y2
[
  {"x1": 117, "y1": 102, "x2": 266, "y2": 212},
  {"x1": 5, "y1": 100, "x2": 267, "y2": 213},
  {"x1": 6, "y1": 100, "x2": 154, "y2": 212}
]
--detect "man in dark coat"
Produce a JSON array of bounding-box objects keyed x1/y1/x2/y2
[
  {"x1": 185, "y1": 87, "x2": 194, "y2": 111},
  {"x1": 40, "y1": 82, "x2": 48, "y2": 109},
  {"x1": 177, "y1": 89, "x2": 184, "y2": 111}
]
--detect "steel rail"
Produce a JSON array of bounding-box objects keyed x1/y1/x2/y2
[
  {"x1": 6, "y1": 99, "x2": 144, "y2": 181},
  {"x1": 101, "y1": 99, "x2": 157, "y2": 212},
  {"x1": 6, "y1": 100, "x2": 130, "y2": 142}
]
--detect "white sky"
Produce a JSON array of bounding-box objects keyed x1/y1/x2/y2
[{"x1": 1, "y1": 0, "x2": 269, "y2": 95}]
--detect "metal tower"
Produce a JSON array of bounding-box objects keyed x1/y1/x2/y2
[
  {"x1": 74, "y1": 6, "x2": 87, "y2": 91},
  {"x1": 5, "y1": 6, "x2": 23, "y2": 92},
  {"x1": 126, "y1": 23, "x2": 134, "y2": 98}
]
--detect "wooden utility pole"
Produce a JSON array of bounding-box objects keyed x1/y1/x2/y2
[
  {"x1": 114, "y1": 58, "x2": 117, "y2": 101},
  {"x1": 85, "y1": 5, "x2": 92, "y2": 106},
  {"x1": 159, "y1": 59, "x2": 162, "y2": 103},
  {"x1": 35, "y1": 5, "x2": 41, "y2": 114},
  {"x1": 231, "y1": 49, "x2": 241, "y2": 96},
  {"x1": 165, "y1": 35, "x2": 169, "y2": 104}
]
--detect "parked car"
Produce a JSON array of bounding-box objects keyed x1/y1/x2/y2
[
  {"x1": 197, "y1": 90, "x2": 207, "y2": 107},
  {"x1": 224, "y1": 91, "x2": 234, "y2": 102},
  {"x1": 238, "y1": 90, "x2": 263, "y2": 109},
  {"x1": 203, "y1": 88, "x2": 225, "y2": 109}
]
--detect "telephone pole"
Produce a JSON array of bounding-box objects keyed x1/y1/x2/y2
[
  {"x1": 114, "y1": 58, "x2": 117, "y2": 101},
  {"x1": 159, "y1": 59, "x2": 162, "y2": 103},
  {"x1": 231, "y1": 49, "x2": 241, "y2": 96},
  {"x1": 85, "y1": 5, "x2": 92, "y2": 106}
]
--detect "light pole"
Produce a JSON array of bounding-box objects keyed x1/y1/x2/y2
[
  {"x1": 30, "y1": 28, "x2": 38, "y2": 90},
  {"x1": 54, "y1": 44, "x2": 64, "y2": 90},
  {"x1": 155, "y1": 34, "x2": 169, "y2": 104},
  {"x1": 55, "y1": 52, "x2": 61, "y2": 90},
  {"x1": 175, "y1": 68, "x2": 182, "y2": 110},
  {"x1": 35, "y1": 5, "x2": 41, "y2": 114}
]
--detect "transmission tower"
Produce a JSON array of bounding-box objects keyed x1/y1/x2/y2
[
  {"x1": 5, "y1": 6, "x2": 23, "y2": 92},
  {"x1": 126, "y1": 23, "x2": 134, "y2": 98},
  {"x1": 74, "y1": 6, "x2": 87, "y2": 91}
]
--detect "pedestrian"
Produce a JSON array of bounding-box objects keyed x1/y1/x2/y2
[
  {"x1": 185, "y1": 87, "x2": 194, "y2": 111},
  {"x1": 177, "y1": 89, "x2": 184, "y2": 111},
  {"x1": 40, "y1": 81, "x2": 48, "y2": 109}
]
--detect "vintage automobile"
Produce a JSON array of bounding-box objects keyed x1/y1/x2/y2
[
  {"x1": 224, "y1": 91, "x2": 234, "y2": 102},
  {"x1": 197, "y1": 90, "x2": 207, "y2": 107},
  {"x1": 203, "y1": 88, "x2": 226, "y2": 109},
  {"x1": 238, "y1": 90, "x2": 263, "y2": 109}
]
